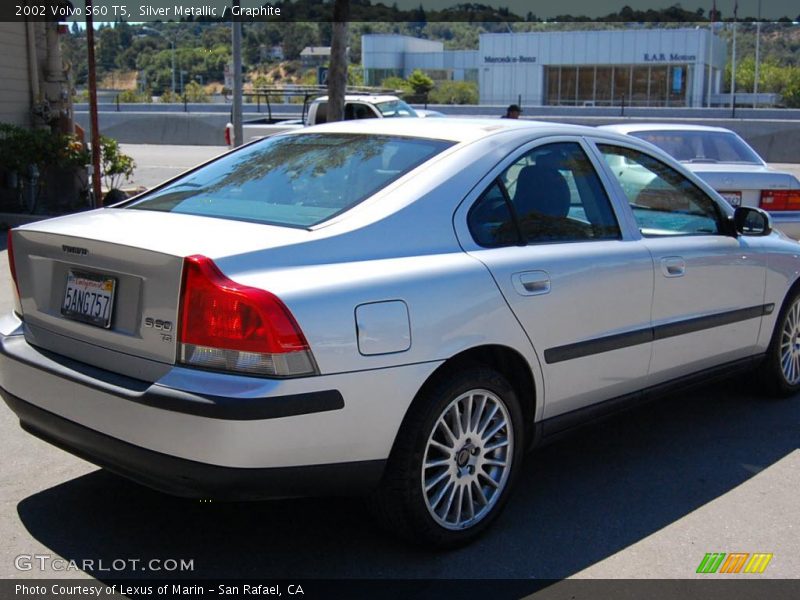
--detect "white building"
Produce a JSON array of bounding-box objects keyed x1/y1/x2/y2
[{"x1": 362, "y1": 28, "x2": 727, "y2": 108}]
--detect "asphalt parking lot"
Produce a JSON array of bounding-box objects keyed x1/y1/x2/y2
[{"x1": 0, "y1": 149, "x2": 798, "y2": 587}]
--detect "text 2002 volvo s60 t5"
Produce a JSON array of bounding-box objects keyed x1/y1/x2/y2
[{"x1": 2, "y1": 119, "x2": 800, "y2": 547}]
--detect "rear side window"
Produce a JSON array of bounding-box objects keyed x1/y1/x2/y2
[
  {"x1": 128, "y1": 134, "x2": 453, "y2": 228},
  {"x1": 469, "y1": 142, "x2": 621, "y2": 246}
]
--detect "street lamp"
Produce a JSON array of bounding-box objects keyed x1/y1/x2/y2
[{"x1": 141, "y1": 26, "x2": 176, "y2": 94}]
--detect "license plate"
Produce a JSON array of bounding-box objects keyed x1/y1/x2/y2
[
  {"x1": 720, "y1": 191, "x2": 742, "y2": 207},
  {"x1": 61, "y1": 271, "x2": 117, "y2": 328}
]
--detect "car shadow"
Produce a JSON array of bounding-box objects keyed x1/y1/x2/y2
[{"x1": 15, "y1": 377, "x2": 800, "y2": 580}]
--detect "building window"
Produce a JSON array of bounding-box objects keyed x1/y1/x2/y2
[
  {"x1": 613, "y1": 66, "x2": 631, "y2": 105},
  {"x1": 668, "y1": 65, "x2": 688, "y2": 106},
  {"x1": 631, "y1": 66, "x2": 649, "y2": 105},
  {"x1": 650, "y1": 66, "x2": 668, "y2": 106},
  {"x1": 544, "y1": 64, "x2": 690, "y2": 107},
  {"x1": 595, "y1": 67, "x2": 612, "y2": 105},
  {"x1": 364, "y1": 68, "x2": 403, "y2": 86},
  {"x1": 577, "y1": 66, "x2": 595, "y2": 105},
  {"x1": 560, "y1": 67, "x2": 577, "y2": 105},
  {"x1": 546, "y1": 67, "x2": 560, "y2": 105}
]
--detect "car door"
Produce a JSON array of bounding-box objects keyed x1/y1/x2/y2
[
  {"x1": 592, "y1": 141, "x2": 768, "y2": 384},
  {"x1": 455, "y1": 138, "x2": 655, "y2": 419}
]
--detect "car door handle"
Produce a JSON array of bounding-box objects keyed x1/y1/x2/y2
[
  {"x1": 513, "y1": 271, "x2": 551, "y2": 296},
  {"x1": 660, "y1": 257, "x2": 686, "y2": 278}
]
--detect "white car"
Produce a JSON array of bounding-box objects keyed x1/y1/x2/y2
[
  {"x1": 227, "y1": 95, "x2": 418, "y2": 146},
  {"x1": 599, "y1": 124, "x2": 800, "y2": 239},
  {"x1": 2, "y1": 119, "x2": 800, "y2": 547}
]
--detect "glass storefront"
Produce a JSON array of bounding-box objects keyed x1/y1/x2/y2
[{"x1": 544, "y1": 65, "x2": 690, "y2": 107}]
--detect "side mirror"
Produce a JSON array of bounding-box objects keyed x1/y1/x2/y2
[{"x1": 733, "y1": 206, "x2": 772, "y2": 236}]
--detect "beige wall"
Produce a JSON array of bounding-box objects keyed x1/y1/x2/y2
[{"x1": 0, "y1": 22, "x2": 34, "y2": 127}]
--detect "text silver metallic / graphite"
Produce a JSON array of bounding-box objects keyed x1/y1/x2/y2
[{"x1": 137, "y1": 5, "x2": 281, "y2": 18}]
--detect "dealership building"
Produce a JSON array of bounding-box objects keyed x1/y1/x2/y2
[{"x1": 362, "y1": 28, "x2": 727, "y2": 107}]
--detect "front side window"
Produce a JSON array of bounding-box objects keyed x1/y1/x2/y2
[
  {"x1": 598, "y1": 144, "x2": 723, "y2": 237},
  {"x1": 468, "y1": 142, "x2": 621, "y2": 246},
  {"x1": 128, "y1": 134, "x2": 452, "y2": 228}
]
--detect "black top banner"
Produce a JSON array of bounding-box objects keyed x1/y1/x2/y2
[{"x1": 3, "y1": 0, "x2": 799, "y2": 23}]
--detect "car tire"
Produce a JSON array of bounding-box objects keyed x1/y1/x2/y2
[
  {"x1": 758, "y1": 289, "x2": 800, "y2": 397},
  {"x1": 370, "y1": 365, "x2": 524, "y2": 548}
]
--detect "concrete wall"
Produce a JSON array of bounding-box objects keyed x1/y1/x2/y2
[
  {"x1": 75, "y1": 111, "x2": 231, "y2": 146},
  {"x1": 74, "y1": 108, "x2": 800, "y2": 163}
]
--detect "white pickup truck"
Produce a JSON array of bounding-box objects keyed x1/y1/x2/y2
[{"x1": 225, "y1": 94, "x2": 419, "y2": 147}]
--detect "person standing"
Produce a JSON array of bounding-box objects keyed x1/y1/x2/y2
[{"x1": 502, "y1": 104, "x2": 522, "y2": 119}]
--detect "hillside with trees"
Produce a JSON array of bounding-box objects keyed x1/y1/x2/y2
[{"x1": 61, "y1": 3, "x2": 800, "y2": 106}]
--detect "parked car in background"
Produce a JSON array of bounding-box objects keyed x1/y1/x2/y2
[
  {"x1": 4, "y1": 119, "x2": 800, "y2": 548},
  {"x1": 599, "y1": 124, "x2": 800, "y2": 239},
  {"x1": 416, "y1": 109, "x2": 446, "y2": 118},
  {"x1": 225, "y1": 94, "x2": 418, "y2": 147}
]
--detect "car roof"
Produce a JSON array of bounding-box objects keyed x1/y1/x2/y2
[
  {"x1": 599, "y1": 123, "x2": 735, "y2": 135},
  {"x1": 287, "y1": 117, "x2": 616, "y2": 144},
  {"x1": 313, "y1": 95, "x2": 405, "y2": 103}
]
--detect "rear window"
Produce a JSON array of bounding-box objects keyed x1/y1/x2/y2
[
  {"x1": 128, "y1": 133, "x2": 452, "y2": 227},
  {"x1": 629, "y1": 130, "x2": 762, "y2": 165}
]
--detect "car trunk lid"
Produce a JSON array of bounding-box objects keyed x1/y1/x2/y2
[
  {"x1": 686, "y1": 164, "x2": 800, "y2": 208},
  {"x1": 11, "y1": 209, "x2": 312, "y2": 375}
]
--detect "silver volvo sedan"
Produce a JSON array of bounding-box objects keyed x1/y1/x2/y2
[{"x1": 2, "y1": 119, "x2": 800, "y2": 547}]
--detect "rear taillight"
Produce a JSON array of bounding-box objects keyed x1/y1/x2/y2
[
  {"x1": 224, "y1": 124, "x2": 232, "y2": 147},
  {"x1": 760, "y1": 189, "x2": 800, "y2": 211},
  {"x1": 178, "y1": 255, "x2": 317, "y2": 377},
  {"x1": 7, "y1": 230, "x2": 21, "y2": 314}
]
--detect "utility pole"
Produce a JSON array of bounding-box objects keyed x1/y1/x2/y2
[
  {"x1": 754, "y1": 0, "x2": 762, "y2": 108},
  {"x1": 85, "y1": 0, "x2": 102, "y2": 207},
  {"x1": 731, "y1": 0, "x2": 738, "y2": 110},
  {"x1": 231, "y1": 0, "x2": 243, "y2": 147},
  {"x1": 707, "y1": 0, "x2": 716, "y2": 108}
]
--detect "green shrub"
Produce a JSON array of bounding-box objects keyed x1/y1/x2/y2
[
  {"x1": 99, "y1": 135, "x2": 135, "y2": 191},
  {"x1": 183, "y1": 81, "x2": 209, "y2": 103},
  {"x1": 118, "y1": 89, "x2": 152, "y2": 103},
  {"x1": 0, "y1": 124, "x2": 89, "y2": 174},
  {"x1": 429, "y1": 80, "x2": 479, "y2": 105}
]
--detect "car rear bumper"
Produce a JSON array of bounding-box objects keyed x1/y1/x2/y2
[
  {"x1": 0, "y1": 326, "x2": 439, "y2": 498},
  {"x1": 2, "y1": 391, "x2": 385, "y2": 500}
]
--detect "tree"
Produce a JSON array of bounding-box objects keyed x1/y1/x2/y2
[
  {"x1": 97, "y1": 27, "x2": 121, "y2": 72},
  {"x1": 405, "y1": 69, "x2": 434, "y2": 103},
  {"x1": 407, "y1": 69, "x2": 434, "y2": 96},
  {"x1": 326, "y1": 0, "x2": 350, "y2": 123}
]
